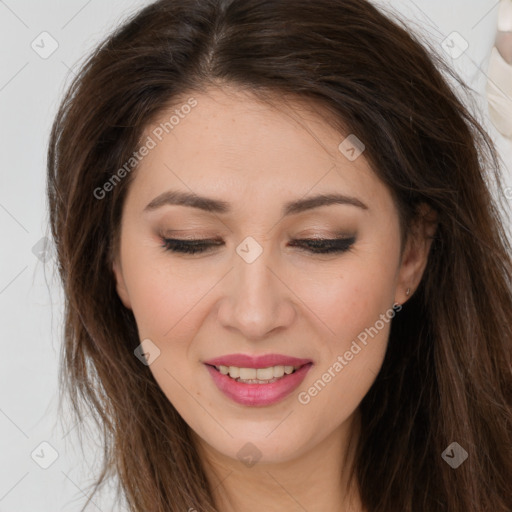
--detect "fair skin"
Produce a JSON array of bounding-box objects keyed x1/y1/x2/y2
[{"x1": 112, "y1": 86, "x2": 436, "y2": 512}]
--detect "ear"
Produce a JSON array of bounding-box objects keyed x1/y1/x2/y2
[
  {"x1": 394, "y1": 203, "x2": 438, "y2": 305},
  {"x1": 112, "y1": 257, "x2": 132, "y2": 309}
]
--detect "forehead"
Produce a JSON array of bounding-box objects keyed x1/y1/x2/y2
[{"x1": 126, "y1": 87, "x2": 393, "y2": 217}]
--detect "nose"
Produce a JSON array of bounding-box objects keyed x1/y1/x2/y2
[{"x1": 216, "y1": 246, "x2": 296, "y2": 340}]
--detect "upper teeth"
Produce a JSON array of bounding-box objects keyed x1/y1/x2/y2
[{"x1": 216, "y1": 365, "x2": 299, "y2": 380}]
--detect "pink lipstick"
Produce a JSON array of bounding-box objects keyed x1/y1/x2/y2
[{"x1": 203, "y1": 353, "x2": 313, "y2": 407}]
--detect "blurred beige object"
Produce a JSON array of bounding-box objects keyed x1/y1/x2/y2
[{"x1": 487, "y1": 0, "x2": 512, "y2": 139}]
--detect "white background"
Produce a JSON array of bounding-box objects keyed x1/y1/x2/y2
[{"x1": 0, "y1": 1, "x2": 510, "y2": 510}]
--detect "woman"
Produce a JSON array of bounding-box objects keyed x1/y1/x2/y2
[{"x1": 47, "y1": 0, "x2": 512, "y2": 510}]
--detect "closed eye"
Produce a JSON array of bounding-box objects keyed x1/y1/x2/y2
[{"x1": 160, "y1": 237, "x2": 356, "y2": 255}]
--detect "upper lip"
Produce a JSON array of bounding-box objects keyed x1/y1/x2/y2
[{"x1": 203, "y1": 353, "x2": 313, "y2": 369}]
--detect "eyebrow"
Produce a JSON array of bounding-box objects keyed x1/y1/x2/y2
[{"x1": 144, "y1": 190, "x2": 368, "y2": 216}]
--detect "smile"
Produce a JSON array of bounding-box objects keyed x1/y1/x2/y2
[
  {"x1": 213, "y1": 364, "x2": 301, "y2": 383},
  {"x1": 204, "y1": 361, "x2": 313, "y2": 406}
]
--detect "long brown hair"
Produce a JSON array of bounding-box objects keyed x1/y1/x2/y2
[{"x1": 47, "y1": 0, "x2": 512, "y2": 510}]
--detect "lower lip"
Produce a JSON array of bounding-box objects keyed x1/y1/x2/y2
[{"x1": 205, "y1": 363, "x2": 313, "y2": 406}]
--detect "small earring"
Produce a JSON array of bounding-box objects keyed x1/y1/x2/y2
[{"x1": 406, "y1": 288, "x2": 411, "y2": 296}]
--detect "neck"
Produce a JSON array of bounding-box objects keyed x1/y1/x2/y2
[{"x1": 194, "y1": 409, "x2": 364, "y2": 512}]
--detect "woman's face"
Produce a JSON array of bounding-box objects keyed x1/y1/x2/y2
[{"x1": 112, "y1": 86, "x2": 429, "y2": 465}]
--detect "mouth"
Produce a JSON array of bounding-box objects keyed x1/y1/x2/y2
[
  {"x1": 205, "y1": 363, "x2": 305, "y2": 384},
  {"x1": 204, "y1": 360, "x2": 313, "y2": 406}
]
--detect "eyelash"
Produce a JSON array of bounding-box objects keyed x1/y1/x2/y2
[{"x1": 160, "y1": 236, "x2": 356, "y2": 255}]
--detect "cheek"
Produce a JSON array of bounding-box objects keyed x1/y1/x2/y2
[
  {"x1": 291, "y1": 256, "x2": 397, "y2": 425},
  {"x1": 293, "y1": 254, "x2": 397, "y2": 348},
  {"x1": 125, "y1": 269, "x2": 180, "y2": 338},
  {"x1": 121, "y1": 238, "x2": 209, "y2": 340},
  {"x1": 122, "y1": 252, "x2": 209, "y2": 421}
]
